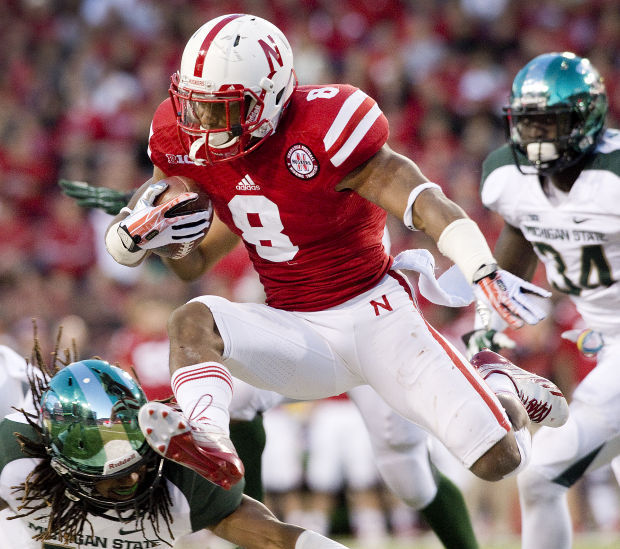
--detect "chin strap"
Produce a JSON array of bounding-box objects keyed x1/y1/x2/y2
[{"x1": 189, "y1": 135, "x2": 208, "y2": 166}]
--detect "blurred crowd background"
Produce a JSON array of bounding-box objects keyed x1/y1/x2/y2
[{"x1": 1, "y1": 0, "x2": 619, "y2": 546}]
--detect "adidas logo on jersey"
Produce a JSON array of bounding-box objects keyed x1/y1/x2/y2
[{"x1": 236, "y1": 175, "x2": 260, "y2": 191}]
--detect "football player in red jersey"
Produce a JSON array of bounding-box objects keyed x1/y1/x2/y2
[
  {"x1": 104, "y1": 14, "x2": 567, "y2": 496},
  {"x1": 62, "y1": 181, "x2": 483, "y2": 548}
]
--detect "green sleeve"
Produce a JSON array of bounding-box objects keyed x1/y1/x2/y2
[
  {"x1": 230, "y1": 414, "x2": 266, "y2": 502},
  {"x1": 163, "y1": 461, "x2": 245, "y2": 531},
  {"x1": 480, "y1": 145, "x2": 515, "y2": 193},
  {"x1": 589, "y1": 148, "x2": 620, "y2": 176},
  {"x1": 0, "y1": 418, "x2": 36, "y2": 470}
]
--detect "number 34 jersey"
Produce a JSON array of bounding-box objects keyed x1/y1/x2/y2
[
  {"x1": 148, "y1": 85, "x2": 391, "y2": 312},
  {"x1": 481, "y1": 129, "x2": 620, "y2": 335}
]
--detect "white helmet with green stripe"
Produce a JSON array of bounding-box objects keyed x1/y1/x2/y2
[{"x1": 40, "y1": 360, "x2": 163, "y2": 511}]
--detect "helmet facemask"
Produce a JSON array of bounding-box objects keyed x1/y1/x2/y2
[
  {"x1": 49, "y1": 449, "x2": 163, "y2": 516},
  {"x1": 171, "y1": 76, "x2": 255, "y2": 164},
  {"x1": 504, "y1": 106, "x2": 587, "y2": 175}
]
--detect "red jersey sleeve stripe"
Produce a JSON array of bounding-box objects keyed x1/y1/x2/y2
[
  {"x1": 330, "y1": 104, "x2": 381, "y2": 167},
  {"x1": 324, "y1": 95, "x2": 375, "y2": 157},
  {"x1": 323, "y1": 90, "x2": 369, "y2": 150},
  {"x1": 323, "y1": 92, "x2": 383, "y2": 167}
]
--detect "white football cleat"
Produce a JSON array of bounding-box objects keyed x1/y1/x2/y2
[
  {"x1": 471, "y1": 349, "x2": 569, "y2": 428},
  {"x1": 138, "y1": 402, "x2": 244, "y2": 489}
]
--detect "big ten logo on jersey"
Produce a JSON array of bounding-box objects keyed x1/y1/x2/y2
[{"x1": 166, "y1": 153, "x2": 194, "y2": 165}]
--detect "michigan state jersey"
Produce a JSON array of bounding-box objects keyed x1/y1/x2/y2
[
  {"x1": 0, "y1": 414, "x2": 244, "y2": 549},
  {"x1": 481, "y1": 129, "x2": 620, "y2": 335}
]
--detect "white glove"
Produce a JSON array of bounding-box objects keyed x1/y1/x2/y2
[
  {"x1": 561, "y1": 328, "x2": 604, "y2": 357},
  {"x1": 117, "y1": 182, "x2": 211, "y2": 252},
  {"x1": 473, "y1": 265, "x2": 551, "y2": 329}
]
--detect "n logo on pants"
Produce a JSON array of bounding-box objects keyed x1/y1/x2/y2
[{"x1": 370, "y1": 295, "x2": 392, "y2": 316}]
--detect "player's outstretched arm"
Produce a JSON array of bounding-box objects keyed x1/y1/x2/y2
[
  {"x1": 342, "y1": 144, "x2": 550, "y2": 328},
  {"x1": 210, "y1": 495, "x2": 350, "y2": 549},
  {"x1": 59, "y1": 179, "x2": 134, "y2": 215}
]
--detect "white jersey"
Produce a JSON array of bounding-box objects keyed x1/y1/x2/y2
[
  {"x1": 481, "y1": 129, "x2": 620, "y2": 335},
  {"x1": 0, "y1": 346, "x2": 28, "y2": 418},
  {"x1": 1, "y1": 458, "x2": 190, "y2": 548},
  {"x1": 0, "y1": 414, "x2": 244, "y2": 549}
]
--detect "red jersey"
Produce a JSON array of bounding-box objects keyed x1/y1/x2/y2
[{"x1": 148, "y1": 85, "x2": 392, "y2": 311}]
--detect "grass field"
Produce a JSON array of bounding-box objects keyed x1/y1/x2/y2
[{"x1": 335, "y1": 532, "x2": 620, "y2": 548}]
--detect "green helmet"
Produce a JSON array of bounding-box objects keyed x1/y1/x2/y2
[
  {"x1": 40, "y1": 360, "x2": 162, "y2": 511},
  {"x1": 504, "y1": 52, "x2": 607, "y2": 175}
]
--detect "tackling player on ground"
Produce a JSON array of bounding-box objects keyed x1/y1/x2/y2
[{"x1": 0, "y1": 342, "x2": 354, "y2": 549}]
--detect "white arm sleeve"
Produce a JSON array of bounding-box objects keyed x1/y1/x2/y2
[{"x1": 436, "y1": 218, "x2": 496, "y2": 283}]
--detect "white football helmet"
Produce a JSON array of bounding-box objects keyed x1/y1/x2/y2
[{"x1": 169, "y1": 14, "x2": 297, "y2": 165}]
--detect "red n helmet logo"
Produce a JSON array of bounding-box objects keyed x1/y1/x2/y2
[{"x1": 258, "y1": 36, "x2": 283, "y2": 78}]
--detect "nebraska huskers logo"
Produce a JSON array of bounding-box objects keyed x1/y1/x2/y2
[{"x1": 286, "y1": 144, "x2": 319, "y2": 179}]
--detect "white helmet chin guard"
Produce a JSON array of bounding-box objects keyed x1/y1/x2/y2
[{"x1": 169, "y1": 14, "x2": 297, "y2": 165}]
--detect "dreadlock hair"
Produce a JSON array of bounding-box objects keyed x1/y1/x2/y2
[{"x1": 7, "y1": 325, "x2": 175, "y2": 546}]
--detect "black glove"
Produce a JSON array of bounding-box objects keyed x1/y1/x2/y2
[{"x1": 59, "y1": 179, "x2": 133, "y2": 215}]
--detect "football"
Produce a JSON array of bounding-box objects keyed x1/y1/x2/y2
[{"x1": 150, "y1": 175, "x2": 213, "y2": 260}]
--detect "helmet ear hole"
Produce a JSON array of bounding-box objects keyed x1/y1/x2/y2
[{"x1": 275, "y1": 88, "x2": 285, "y2": 105}]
